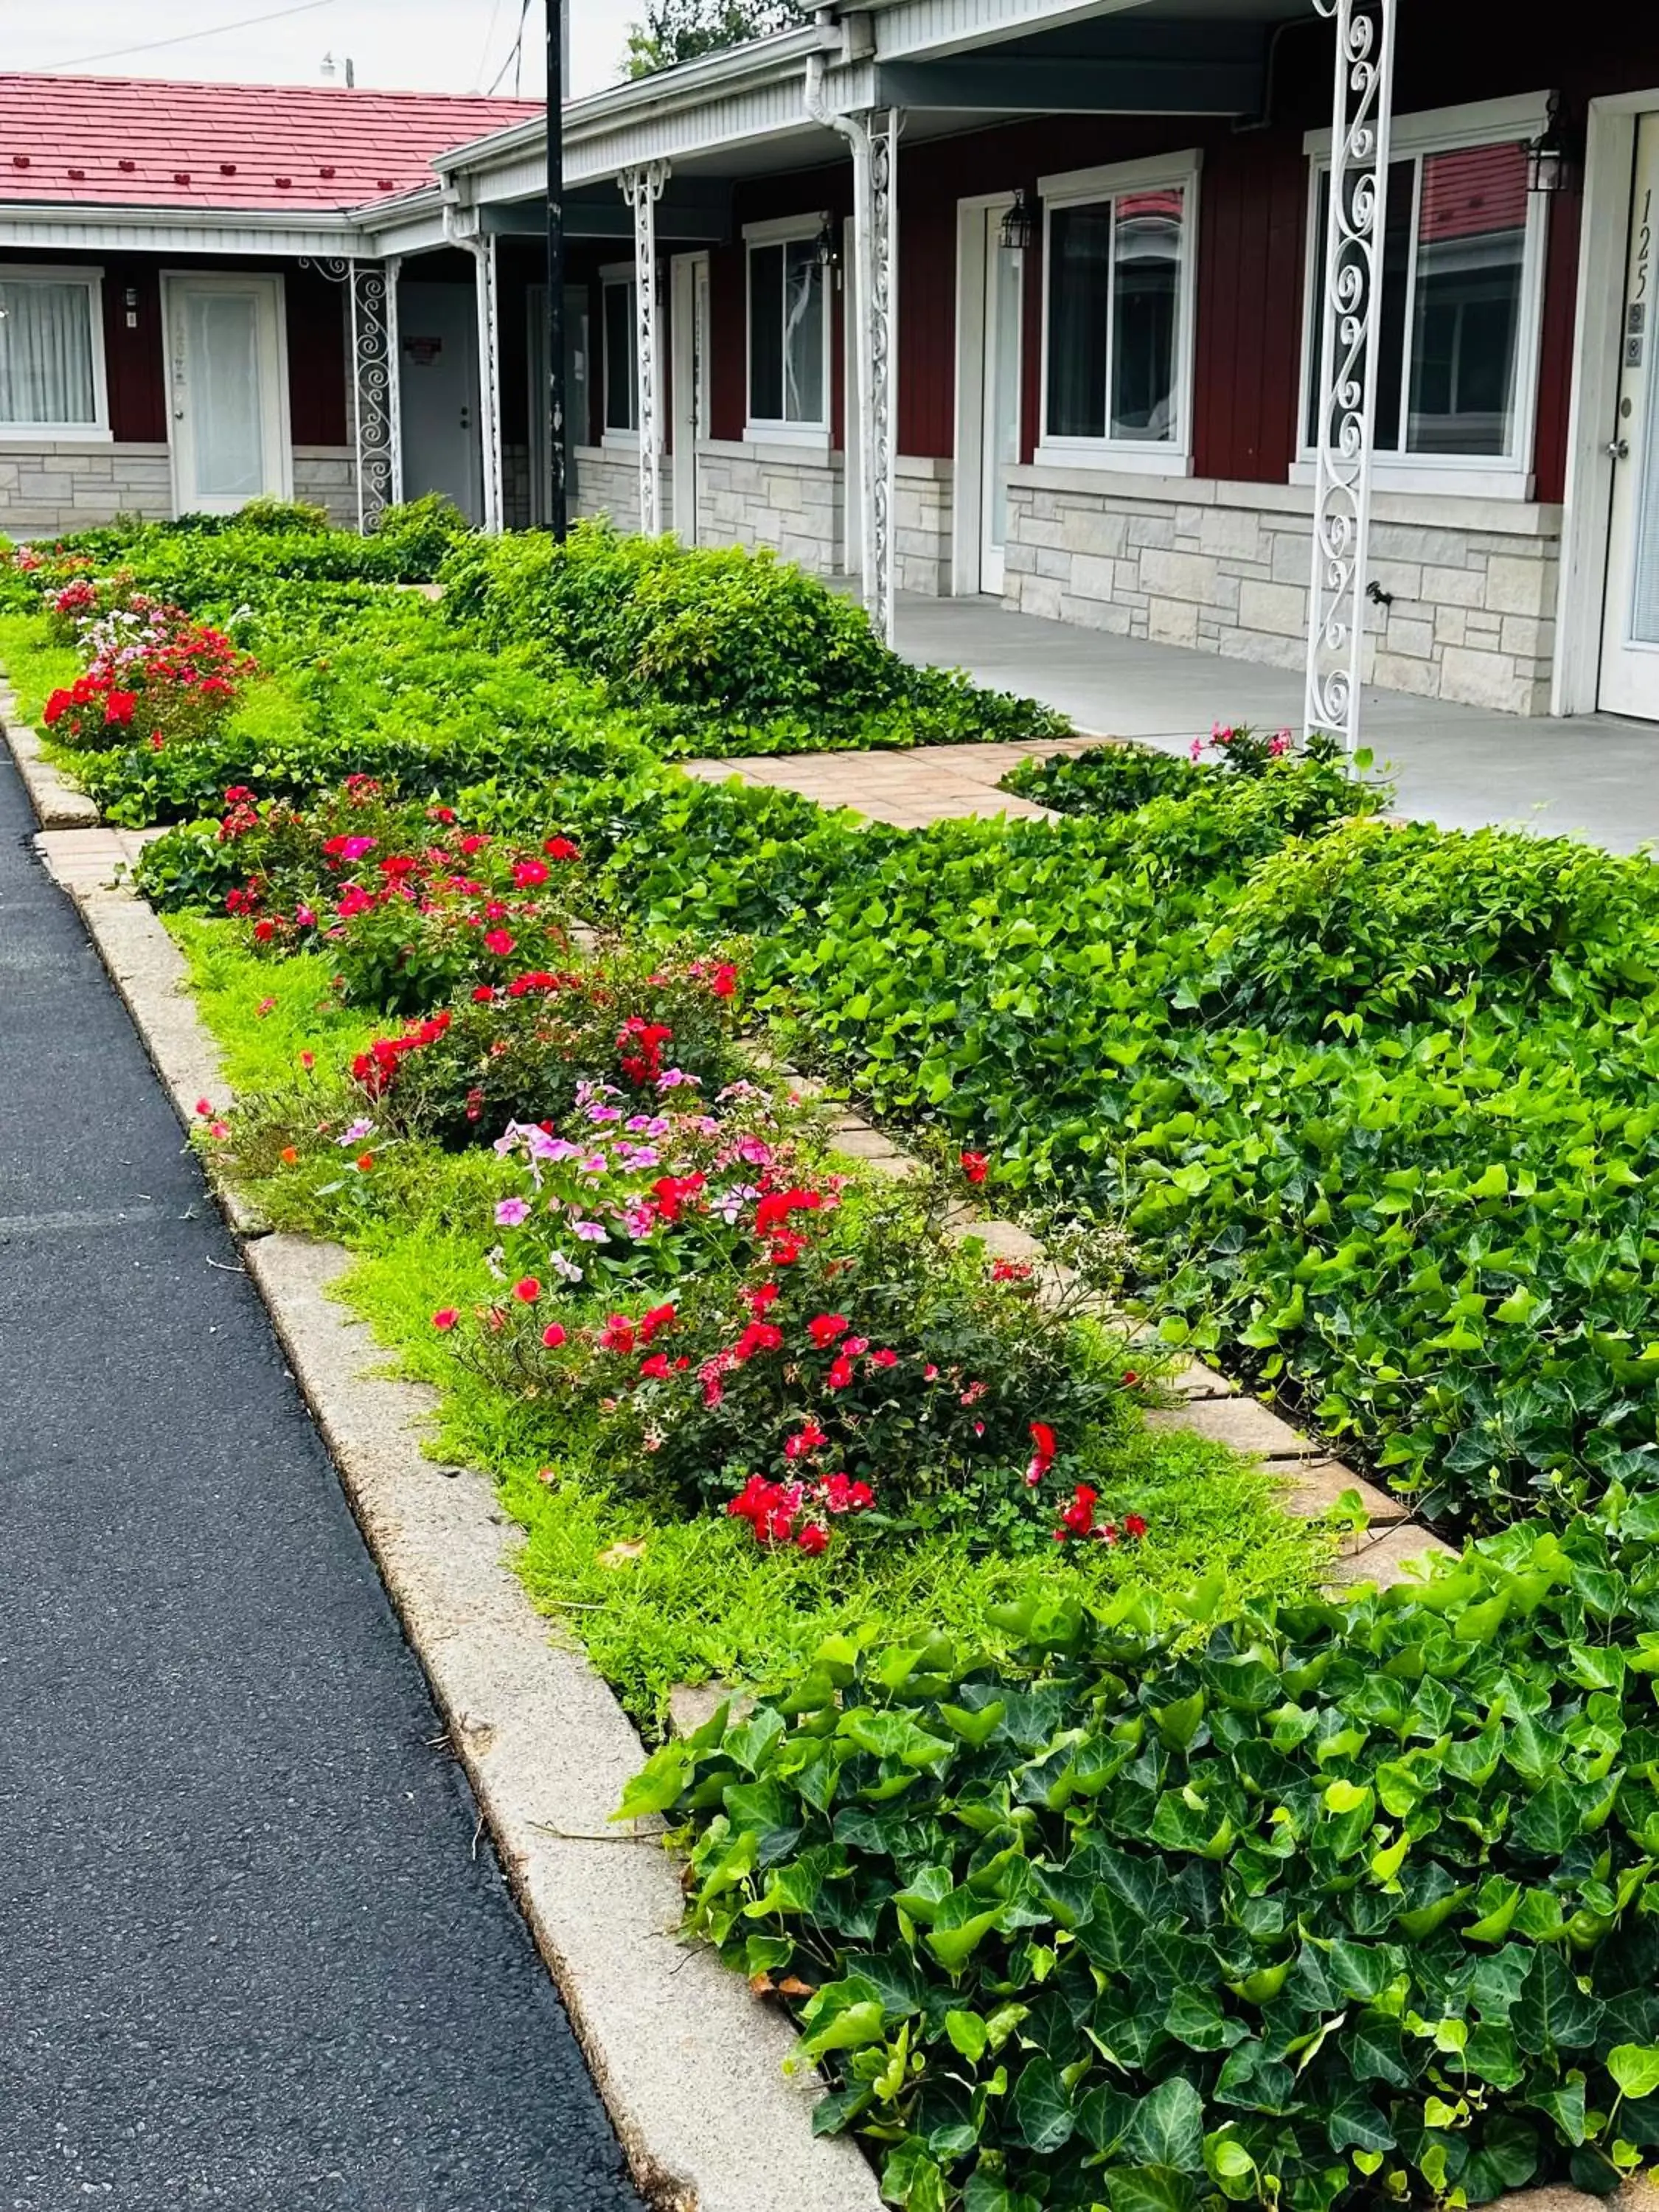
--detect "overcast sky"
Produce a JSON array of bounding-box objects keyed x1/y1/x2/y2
[{"x1": 0, "y1": 1, "x2": 633, "y2": 99}]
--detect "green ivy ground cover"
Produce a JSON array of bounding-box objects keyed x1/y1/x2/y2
[{"x1": 21, "y1": 516, "x2": 1659, "y2": 2208}]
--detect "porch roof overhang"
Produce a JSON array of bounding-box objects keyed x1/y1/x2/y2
[
  {"x1": 0, "y1": 201, "x2": 373, "y2": 257},
  {"x1": 378, "y1": 0, "x2": 1318, "y2": 246}
]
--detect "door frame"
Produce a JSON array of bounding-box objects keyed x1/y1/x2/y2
[
  {"x1": 160, "y1": 268, "x2": 292, "y2": 517},
  {"x1": 1556, "y1": 88, "x2": 1659, "y2": 714},
  {"x1": 670, "y1": 251, "x2": 709, "y2": 543},
  {"x1": 952, "y1": 192, "x2": 1018, "y2": 598}
]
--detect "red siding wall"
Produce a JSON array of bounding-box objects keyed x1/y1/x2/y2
[
  {"x1": 714, "y1": 166, "x2": 854, "y2": 445},
  {"x1": 285, "y1": 262, "x2": 348, "y2": 444},
  {"x1": 102, "y1": 258, "x2": 166, "y2": 442},
  {"x1": 1192, "y1": 133, "x2": 1309, "y2": 484}
]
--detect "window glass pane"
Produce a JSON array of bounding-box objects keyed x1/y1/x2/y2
[
  {"x1": 0, "y1": 278, "x2": 97, "y2": 425},
  {"x1": 1407, "y1": 142, "x2": 1528, "y2": 456},
  {"x1": 749, "y1": 244, "x2": 785, "y2": 421},
  {"x1": 1305, "y1": 161, "x2": 1413, "y2": 452},
  {"x1": 604, "y1": 281, "x2": 636, "y2": 432},
  {"x1": 1110, "y1": 186, "x2": 1183, "y2": 442},
  {"x1": 187, "y1": 288, "x2": 264, "y2": 498},
  {"x1": 782, "y1": 240, "x2": 824, "y2": 424},
  {"x1": 1046, "y1": 201, "x2": 1112, "y2": 439}
]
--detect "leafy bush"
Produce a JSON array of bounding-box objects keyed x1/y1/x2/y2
[
  {"x1": 630, "y1": 1495, "x2": 1659, "y2": 2211},
  {"x1": 441, "y1": 522, "x2": 1071, "y2": 754}
]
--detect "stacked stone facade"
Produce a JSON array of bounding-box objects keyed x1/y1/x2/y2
[{"x1": 1002, "y1": 468, "x2": 1562, "y2": 717}]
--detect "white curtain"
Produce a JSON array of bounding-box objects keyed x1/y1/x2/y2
[
  {"x1": 0, "y1": 279, "x2": 97, "y2": 426},
  {"x1": 186, "y1": 289, "x2": 263, "y2": 498}
]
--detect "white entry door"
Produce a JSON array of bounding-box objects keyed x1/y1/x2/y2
[
  {"x1": 978, "y1": 211, "x2": 1024, "y2": 596},
  {"x1": 1601, "y1": 112, "x2": 1659, "y2": 720},
  {"x1": 399, "y1": 279, "x2": 483, "y2": 524},
  {"x1": 164, "y1": 274, "x2": 289, "y2": 515},
  {"x1": 670, "y1": 253, "x2": 710, "y2": 543}
]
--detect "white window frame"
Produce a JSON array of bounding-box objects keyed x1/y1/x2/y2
[
  {"x1": 1295, "y1": 91, "x2": 1553, "y2": 500},
  {"x1": 1035, "y1": 150, "x2": 1201, "y2": 477},
  {"x1": 599, "y1": 261, "x2": 639, "y2": 451},
  {"x1": 742, "y1": 212, "x2": 832, "y2": 451},
  {"x1": 0, "y1": 262, "x2": 111, "y2": 441}
]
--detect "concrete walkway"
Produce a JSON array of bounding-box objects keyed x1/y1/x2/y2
[
  {"x1": 0, "y1": 753, "x2": 639, "y2": 2204},
  {"x1": 898, "y1": 594, "x2": 1659, "y2": 855}
]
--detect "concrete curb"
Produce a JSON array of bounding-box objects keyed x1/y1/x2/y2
[
  {"x1": 29, "y1": 847, "x2": 882, "y2": 2212},
  {"x1": 0, "y1": 686, "x2": 101, "y2": 827}
]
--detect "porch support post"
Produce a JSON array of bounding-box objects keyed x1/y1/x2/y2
[
  {"x1": 619, "y1": 160, "x2": 670, "y2": 535},
  {"x1": 465, "y1": 233, "x2": 505, "y2": 534},
  {"x1": 349, "y1": 256, "x2": 401, "y2": 532},
  {"x1": 859, "y1": 108, "x2": 900, "y2": 648},
  {"x1": 1305, "y1": 0, "x2": 1396, "y2": 751}
]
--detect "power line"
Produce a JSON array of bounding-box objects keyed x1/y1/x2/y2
[
  {"x1": 486, "y1": 0, "x2": 533, "y2": 96},
  {"x1": 39, "y1": 0, "x2": 334, "y2": 75},
  {"x1": 473, "y1": 0, "x2": 507, "y2": 91}
]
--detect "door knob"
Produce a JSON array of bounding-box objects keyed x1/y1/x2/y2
[{"x1": 1607, "y1": 438, "x2": 1630, "y2": 461}]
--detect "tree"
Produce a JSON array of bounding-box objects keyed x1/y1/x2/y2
[{"x1": 625, "y1": 0, "x2": 800, "y2": 77}]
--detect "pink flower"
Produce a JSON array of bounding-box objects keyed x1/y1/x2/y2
[
  {"x1": 784, "y1": 1421, "x2": 829, "y2": 1461},
  {"x1": 868, "y1": 1348, "x2": 898, "y2": 1369},
  {"x1": 432, "y1": 1309, "x2": 460, "y2": 1331},
  {"x1": 484, "y1": 929, "x2": 515, "y2": 957},
  {"x1": 512, "y1": 858, "x2": 549, "y2": 888},
  {"x1": 541, "y1": 1323, "x2": 567, "y2": 1349},
  {"x1": 512, "y1": 1276, "x2": 541, "y2": 1303},
  {"x1": 495, "y1": 1197, "x2": 530, "y2": 1228}
]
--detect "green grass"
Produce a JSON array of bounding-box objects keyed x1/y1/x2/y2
[
  {"x1": 0, "y1": 611, "x2": 77, "y2": 725},
  {"x1": 173, "y1": 912, "x2": 1333, "y2": 1733}
]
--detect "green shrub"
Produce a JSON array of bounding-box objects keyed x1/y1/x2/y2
[
  {"x1": 441, "y1": 522, "x2": 1071, "y2": 754},
  {"x1": 630, "y1": 1496, "x2": 1659, "y2": 2211}
]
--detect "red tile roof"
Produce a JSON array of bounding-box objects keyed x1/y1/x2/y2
[{"x1": 0, "y1": 75, "x2": 542, "y2": 213}]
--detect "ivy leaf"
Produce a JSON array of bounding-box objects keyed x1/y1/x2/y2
[
  {"x1": 1009, "y1": 2056, "x2": 1074, "y2": 2152},
  {"x1": 1608, "y1": 2045, "x2": 1659, "y2": 2102},
  {"x1": 1103, "y1": 2166, "x2": 1200, "y2": 2212},
  {"x1": 1513, "y1": 1950, "x2": 1602, "y2": 2056},
  {"x1": 1324, "y1": 2087, "x2": 1395, "y2": 2155},
  {"x1": 1121, "y1": 2078, "x2": 1206, "y2": 2174},
  {"x1": 1458, "y1": 2113, "x2": 1540, "y2": 2201}
]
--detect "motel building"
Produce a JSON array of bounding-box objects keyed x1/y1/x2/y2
[{"x1": 0, "y1": 0, "x2": 1656, "y2": 737}]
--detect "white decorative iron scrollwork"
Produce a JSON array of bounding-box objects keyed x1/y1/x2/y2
[
  {"x1": 1305, "y1": 0, "x2": 1396, "y2": 752},
  {"x1": 299, "y1": 256, "x2": 401, "y2": 534},
  {"x1": 619, "y1": 161, "x2": 670, "y2": 536}
]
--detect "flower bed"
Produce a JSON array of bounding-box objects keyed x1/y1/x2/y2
[{"x1": 20, "y1": 512, "x2": 1659, "y2": 2208}]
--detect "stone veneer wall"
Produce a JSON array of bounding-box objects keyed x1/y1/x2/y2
[
  {"x1": 1003, "y1": 468, "x2": 1562, "y2": 717},
  {"x1": 692, "y1": 441, "x2": 843, "y2": 572},
  {"x1": 563, "y1": 441, "x2": 959, "y2": 598},
  {"x1": 0, "y1": 440, "x2": 363, "y2": 536},
  {"x1": 293, "y1": 446, "x2": 358, "y2": 531},
  {"x1": 894, "y1": 457, "x2": 952, "y2": 596},
  {"x1": 0, "y1": 442, "x2": 173, "y2": 536}
]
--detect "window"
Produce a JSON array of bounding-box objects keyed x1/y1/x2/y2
[
  {"x1": 1039, "y1": 157, "x2": 1197, "y2": 465},
  {"x1": 601, "y1": 271, "x2": 637, "y2": 438},
  {"x1": 0, "y1": 266, "x2": 108, "y2": 434},
  {"x1": 745, "y1": 220, "x2": 828, "y2": 437},
  {"x1": 1300, "y1": 97, "x2": 1550, "y2": 485}
]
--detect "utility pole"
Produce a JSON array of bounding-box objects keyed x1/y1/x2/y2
[{"x1": 546, "y1": 0, "x2": 568, "y2": 539}]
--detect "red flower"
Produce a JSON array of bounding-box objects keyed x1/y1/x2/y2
[
  {"x1": 745, "y1": 1282, "x2": 782, "y2": 1318},
  {"x1": 1057, "y1": 1484, "x2": 1099, "y2": 1540},
  {"x1": 639, "y1": 1352, "x2": 672, "y2": 1380},
  {"x1": 42, "y1": 688, "x2": 72, "y2": 726},
  {"x1": 821, "y1": 1472, "x2": 874, "y2": 1515},
  {"x1": 543, "y1": 836, "x2": 580, "y2": 862},
  {"x1": 600, "y1": 1314, "x2": 637, "y2": 1354},
  {"x1": 796, "y1": 1523, "x2": 829, "y2": 1557},
  {"x1": 542, "y1": 1323, "x2": 567, "y2": 1349},
  {"x1": 960, "y1": 1150, "x2": 990, "y2": 1185},
  {"x1": 755, "y1": 1187, "x2": 824, "y2": 1236},
  {"x1": 638, "y1": 1302, "x2": 677, "y2": 1345},
  {"x1": 512, "y1": 1276, "x2": 541, "y2": 1304},
  {"x1": 512, "y1": 858, "x2": 550, "y2": 888},
  {"x1": 769, "y1": 1231, "x2": 808, "y2": 1267},
  {"x1": 784, "y1": 1421, "x2": 828, "y2": 1461},
  {"x1": 355, "y1": 1152, "x2": 374, "y2": 1172},
  {"x1": 195, "y1": 1098, "x2": 214, "y2": 1118},
  {"x1": 733, "y1": 1321, "x2": 785, "y2": 1363},
  {"x1": 1124, "y1": 1513, "x2": 1149, "y2": 1540},
  {"x1": 868, "y1": 1348, "x2": 898, "y2": 1369},
  {"x1": 104, "y1": 688, "x2": 136, "y2": 726},
  {"x1": 825, "y1": 1352, "x2": 855, "y2": 1391},
  {"x1": 1026, "y1": 1420, "x2": 1057, "y2": 1488},
  {"x1": 432, "y1": 1308, "x2": 459, "y2": 1331},
  {"x1": 709, "y1": 961, "x2": 739, "y2": 1000},
  {"x1": 251, "y1": 919, "x2": 276, "y2": 943},
  {"x1": 990, "y1": 1259, "x2": 1033, "y2": 1284},
  {"x1": 484, "y1": 929, "x2": 515, "y2": 957},
  {"x1": 472, "y1": 986, "x2": 496, "y2": 1004},
  {"x1": 807, "y1": 1312, "x2": 849, "y2": 1349},
  {"x1": 651, "y1": 1172, "x2": 706, "y2": 1224}
]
